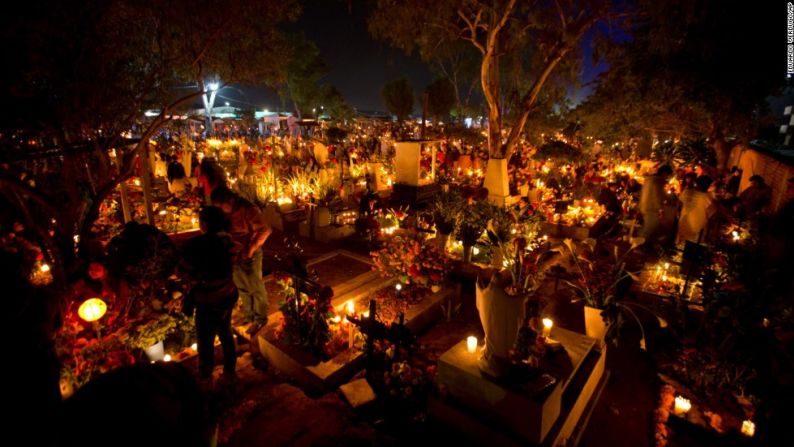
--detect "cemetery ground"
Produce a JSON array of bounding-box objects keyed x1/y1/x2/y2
[{"x1": 205, "y1": 229, "x2": 659, "y2": 447}]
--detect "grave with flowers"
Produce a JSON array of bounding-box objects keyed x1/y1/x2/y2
[{"x1": 258, "y1": 243, "x2": 458, "y2": 393}]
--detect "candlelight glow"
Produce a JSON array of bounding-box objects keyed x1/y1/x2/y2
[
  {"x1": 673, "y1": 396, "x2": 691, "y2": 415},
  {"x1": 40, "y1": 263, "x2": 50, "y2": 273},
  {"x1": 346, "y1": 300, "x2": 355, "y2": 315},
  {"x1": 542, "y1": 318, "x2": 553, "y2": 338},
  {"x1": 741, "y1": 420, "x2": 755, "y2": 437},
  {"x1": 164, "y1": 354, "x2": 172, "y2": 362},
  {"x1": 78, "y1": 298, "x2": 107, "y2": 322},
  {"x1": 466, "y1": 336, "x2": 478, "y2": 354},
  {"x1": 191, "y1": 343, "x2": 197, "y2": 351}
]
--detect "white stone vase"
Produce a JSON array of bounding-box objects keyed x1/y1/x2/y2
[
  {"x1": 144, "y1": 340, "x2": 165, "y2": 362},
  {"x1": 583, "y1": 305, "x2": 609, "y2": 341},
  {"x1": 475, "y1": 272, "x2": 528, "y2": 377}
]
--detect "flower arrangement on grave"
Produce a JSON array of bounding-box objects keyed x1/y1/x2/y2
[
  {"x1": 453, "y1": 199, "x2": 490, "y2": 261},
  {"x1": 273, "y1": 274, "x2": 339, "y2": 356},
  {"x1": 367, "y1": 339, "x2": 436, "y2": 413},
  {"x1": 380, "y1": 205, "x2": 409, "y2": 232},
  {"x1": 563, "y1": 239, "x2": 647, "y2": 347},
  {"x1": 57, "y1": 323, "x2": 136, "y2": 391},
  {"x1": 371, "y1": 230, "x2": 447, "y2": 289},
  {"x1": 429, "y1": 190, "x2": 463, "y2": 236},
  {"x1": 500, "y1": 219, "x2": 548, "y2": 297}
]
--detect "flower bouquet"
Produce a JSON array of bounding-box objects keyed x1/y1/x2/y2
[{"x1": 371, "y1": 230, "x2": 447, "y2": 289}]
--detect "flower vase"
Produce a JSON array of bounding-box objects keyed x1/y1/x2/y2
[
  {"x1": 476, "y1": 272, "x2": 528, "y2": 377},
  {"x1": 144, "y1": 340, "x2": 165, "y2": 362},
  {"x1": 584, "y1": 305, "x2": 609, "y2": 341}
]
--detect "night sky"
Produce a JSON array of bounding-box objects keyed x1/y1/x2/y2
[
  {"x1": 222, "y1": 0, "x2": 606, "y2": 114},
  {"x1": 224, "y1": 0, "x2": 435, "y2": 113}
]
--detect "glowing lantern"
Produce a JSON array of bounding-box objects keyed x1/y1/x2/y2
[{"x1": 78, "y1": 298, "x2": 107, "y2": 322}]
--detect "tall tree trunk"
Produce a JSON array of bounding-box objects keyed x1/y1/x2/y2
[{"x1": 483, "y1": 51, "x2": 502, "y2": 157}]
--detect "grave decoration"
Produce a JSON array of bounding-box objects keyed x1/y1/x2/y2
[
  {"x1": 371, "y1": 230, "x2": 447, "y2": 290},
  {"x1": 273, "y1": 272, "x2": 348, "y2": 357}
]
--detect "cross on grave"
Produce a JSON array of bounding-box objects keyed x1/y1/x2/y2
[{"x1": 346, "y1": 299, "x2": 416, "y2": 361}]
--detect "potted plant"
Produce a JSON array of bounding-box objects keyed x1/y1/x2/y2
[
  {"x1": 484, "y1": 204, "x2": 515, "y2": 269},
  {"x1": 127, "y1": 313, "x2": 179, "y2": 361},
  {"x1": 454, "y1": 200, "x2": 488, "y2": 262},
  {"x1": 475, "y1": 226, "x2": 551, "y2": 376},
  {"x1": 429, "y1": 190, "x2": 463, "y2": 251},
  {"x1": 562, "y1": 239, "x2": 645, "y2": 347}
]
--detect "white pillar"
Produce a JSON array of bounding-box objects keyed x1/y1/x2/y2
[{"x1": 483, "y1": 158, "x2": 510, "y2": 206}]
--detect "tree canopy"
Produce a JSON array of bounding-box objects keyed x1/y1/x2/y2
[
  {"x1": 369, "y1": 0, "x2": 631, "y2": 158},
  {"x1": 381, "y1": 79, "x2": 415, "y2": 122},
  {"x1": 425, "y1": 78, "x2": 457, "y2": 122},
  {"x1": 280, "y1": 33, "x2": 352, "y2": 120},
  {"x1": 575, "y1": 0, "x2": 782, "y2": 167},
  {"x1": 0, "y1": 0, "x2": 298, "y2": 280}
]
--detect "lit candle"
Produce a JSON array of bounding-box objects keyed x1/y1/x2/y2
[
  {"x1": 732, "y1": 230, "x2": 740, "y2": 241},
  {"x1": 741, "y1": 420, "x2": 755, "y2": 437},
  {"x1": 542, "y1": 318, "x2": 553, "y2": 338},
  {"x1": 362, "y1": 311, "x2": 370, "y2": 319},
  {"x1": 466, "y1": 336, "x2": 478, "y2": 354},
  {"x1": 191, "y1": 343, "x2": 197, "y2": 351},
  {"x1": 164, "y1": 354, "x2": 172, "y2": 362},
  {"x1": 40, "y1": 263, "x2": 50, "y2": 273},
  {"x1": 673, "y1": 396, "x2": 691, "y2": 415}
]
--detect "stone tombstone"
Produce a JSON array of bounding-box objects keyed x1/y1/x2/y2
[
  {"x1": 394, "y1": 140, "x2": 436, "y2": 186},
  {"x1": 367, "y1": 162, "x2": 383, "y2": 190},
  {"x1": 483, "y1": 158, "x2": 510, "y2": 205},
  {"x1": 475, "y1": 271, "x2": 527, "y2": 377}
]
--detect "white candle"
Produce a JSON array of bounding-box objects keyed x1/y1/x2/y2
[
  {"x1": 741, "y1": 420, "x2": 755, "y2": 437},
  {"x1": 542, "y1": 318, "x2": 553, "y2": 338},
  {"x1": 466, "y1": 336, "x2": 478, "y2": 354},
  {"x1": 673, "y1": 396, "x2": 691, "y2": 415}
]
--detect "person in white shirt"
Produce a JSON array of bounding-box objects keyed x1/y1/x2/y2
[{"x1": 677, "y1": 175, "x2": 716, "y2": 245}]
